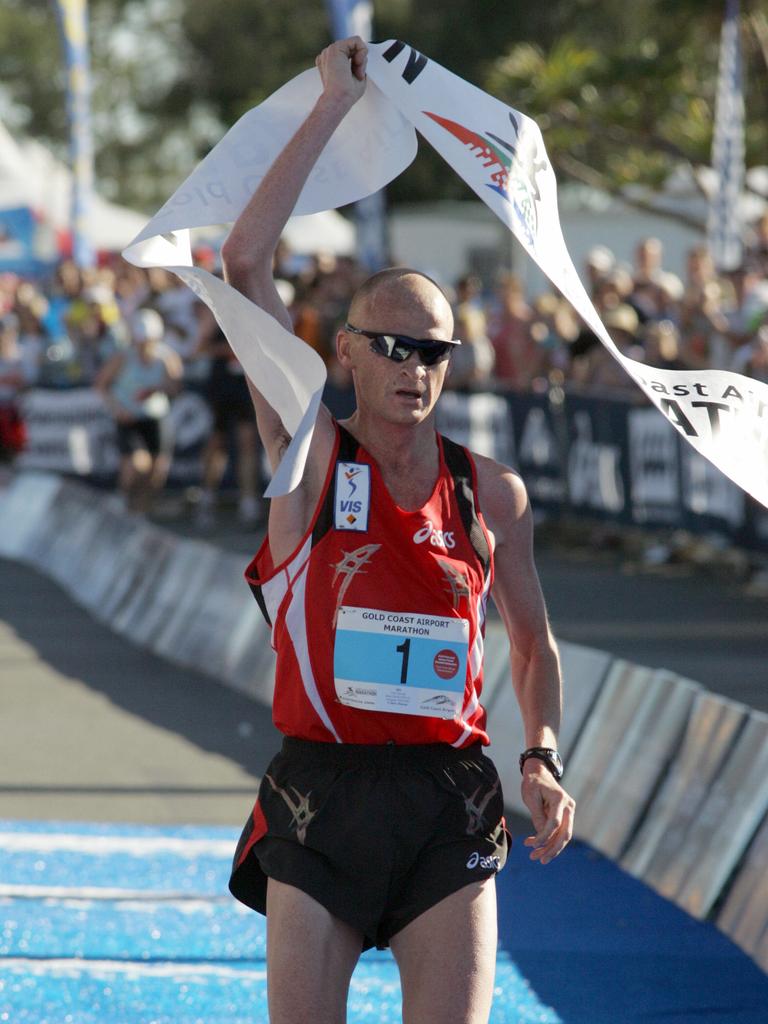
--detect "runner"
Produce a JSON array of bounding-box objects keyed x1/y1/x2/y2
[{"x1": 225, "y1": 37, "x2": 574, "y2": 1024}]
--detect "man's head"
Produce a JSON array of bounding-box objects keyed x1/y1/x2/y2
[
  {"x1": 347, "y1": 268, "x2": 454, "y2": 338},
  {"x1": 338, "y1": 268, "x2": 455, "y2": 425}
]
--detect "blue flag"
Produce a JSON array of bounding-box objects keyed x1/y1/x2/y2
[
  {"x1": 324, "y1": 0, "x2": 388, "y2": 270},
  {"x1": 53, "y1": 0, "x2": 95, "y2": 268},
  {"x1": 326, "y1": 0, "x2": 373, "y2": 42},
  {"x1": 707, "y1": 0, "x2": 745, "y2": 272}
]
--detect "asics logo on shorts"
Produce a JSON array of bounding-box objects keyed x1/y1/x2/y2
[
  {"x1": 466, "y1": 851, "x2": 500, "y2": 870},
  {"x1": 412, "y1": 520, "x2": 456, "y2": 550}
]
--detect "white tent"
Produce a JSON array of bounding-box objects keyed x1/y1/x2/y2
[
  {"x1": 191, "y1": 208, "x2": 357, "y2": 258},
  {"x1": 0, "y1": 120, "x2": 357, "y2": 258},
  {"x1": 0, "y1": 120, "x2": 148, "y2": 252},
  {"x1": 282, "y1": 210, "x2": 356, "y2": 256}
]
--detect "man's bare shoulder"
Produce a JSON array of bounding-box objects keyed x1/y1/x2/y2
[{"x1": 471, "y1": 450, "x2": 530, "y2": 545}]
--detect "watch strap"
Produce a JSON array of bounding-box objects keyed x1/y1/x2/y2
[{"x1": 519, "y1": 746, "x2": 563, "y2": 781}]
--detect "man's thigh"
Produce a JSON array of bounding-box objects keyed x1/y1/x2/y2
[
  {"x1": 266, "y1": 878, "x2": 363, "y2": 1024},
  {"x1": 390, "y1": 878, "x2": 498, "y2": 1024}
]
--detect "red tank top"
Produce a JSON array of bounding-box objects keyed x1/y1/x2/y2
[{"x1": 245, "y1": 423, "x2": 494, "y2": 747}]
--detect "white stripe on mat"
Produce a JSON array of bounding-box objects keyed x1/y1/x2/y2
[
  {"x1": 0, "y1": 958, "x2": 267, "y2": 980},
  {"x1": 0, "y1": 885, "x2": 234, "y2": 901},
  {"x1": 0, "y1": 833, "x2": 234, "y2": 856}
]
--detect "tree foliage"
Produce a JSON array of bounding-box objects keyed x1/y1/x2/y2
[
  {"x1": 0, "y1": 0, "x2": 766, "y2": 215},
  {"x1": 486, "y1": 0, "x2": 768, "y2": 214}
]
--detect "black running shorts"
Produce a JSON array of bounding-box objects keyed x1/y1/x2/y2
[
  {"x1": 206, "y1": 368, "x2": 253, "y2": 433},
  {"x1": 116, "y1": 417, "x2": 172, "y2": 457},
  {"x1": 229, "y1": 737, "x2": 510, "y2": 950}
]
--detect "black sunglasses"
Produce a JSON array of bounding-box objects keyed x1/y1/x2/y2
[{"x1": 344, "y1": 323, "x2": 453, "y2": 366}]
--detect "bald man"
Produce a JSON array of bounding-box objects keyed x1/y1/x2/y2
[{"x1": 223, "y1": 38, "x2": 574, "y2": 1024}]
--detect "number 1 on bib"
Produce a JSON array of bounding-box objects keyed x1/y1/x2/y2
[{"x1": 396, "y1": 638, "x2": 411, "y2": 684}]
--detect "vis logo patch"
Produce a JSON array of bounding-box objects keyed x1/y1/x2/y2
[{"x1": 334, "y1": 462, "x2": 371, "y2": 532}]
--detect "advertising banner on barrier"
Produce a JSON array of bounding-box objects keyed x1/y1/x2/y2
[
  {"x1": 16, "y1": 387, "x2": 211, "y2": 486},
  {"x1": 627, "y1": 408, "x2": 682, "y2": 527},
  {"x1": 680, "y1": 445, "x2": 746, "y2": 533},
  {"x1": 564, "y1": 397, "x2": 630, "y2": 520},
  {"x1": 435, "y1": 390, "x2": 514, "y2": 467},
  {"x1": 15, "y1": 386, "x2": 767, "y2": 550},
  {"x1": 17, "y1": 387, "x2": 118, "y2": 478},
  {"x1": 509, "y1": 394, "x2": 565, "y2": 509}
]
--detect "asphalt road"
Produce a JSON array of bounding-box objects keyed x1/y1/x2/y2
[
  {"x1": 0, "y1": 555, "x2": 281, "y2": 825},
  {"x1": 0, "y1": 510, "x2": 766, "y2": 826}
]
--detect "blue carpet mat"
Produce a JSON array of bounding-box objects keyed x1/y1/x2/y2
[
  {"x1": 1, "y1": 821, "x2": 766, "y2": 1022},
  {"x1": 497, "y1": 839, "x2": 768, "y2": 1022}
]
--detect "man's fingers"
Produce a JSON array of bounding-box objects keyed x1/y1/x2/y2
[
  {"x1": 341, "y1": 34, "x2": 367, "y2": 53},
  {"x1": 535, "y1": 803, "x2": 574, "y2": 864},
  {"x1": 344, "y1": 36, "x2": 368, "y2": 80},
  {"x1": 525, "y1": 796, "x2": 575, "y2": 865},
  {"x1": 351, "y1": 51, "x2": 368, "y2": 80},
  {"x1": 318, "y1": 37, "x2": 368, "y2": 87},
  {"x1": 524, "y1": 817, "x2": 557, "y2": 850}
]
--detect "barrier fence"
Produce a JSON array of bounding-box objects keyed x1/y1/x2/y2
[
  {"x1": 15, "y1": 384, "x2": 768, "y2": 550},
  {"x1": 2, "y1": 470, "x2": 768, "y2": 972}
]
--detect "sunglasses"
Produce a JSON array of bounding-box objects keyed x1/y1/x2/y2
[{"x1": 344, "y1": 323, "x2": 453, "y2": 366}]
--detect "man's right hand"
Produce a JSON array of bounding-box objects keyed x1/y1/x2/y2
[{"x1": 315, "y1": 37, "x2": 368, "y2": 110}]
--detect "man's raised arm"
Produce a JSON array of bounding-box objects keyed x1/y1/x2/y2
[
  {"x1": 221, "y1": 38, "x2": 367, "y2": 469},
  {"x1": 221, "y1": 37, "x2": 368, "y2": 331}
]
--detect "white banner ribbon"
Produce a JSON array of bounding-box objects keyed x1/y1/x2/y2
[{"x1": 124, "y1": 41, "x2": 768, "y2": 508}]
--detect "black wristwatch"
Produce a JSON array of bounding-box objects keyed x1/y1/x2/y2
[{"x1": 519, "y1": 747, "x2": 564, "y2": 781}]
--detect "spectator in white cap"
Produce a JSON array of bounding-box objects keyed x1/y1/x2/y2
[
  {"x1": 95, "y1": 308, "x2": 183, "y2": 514},
  {"x1": 585, "y1": 245, "x2": 616, "y2": 298}
]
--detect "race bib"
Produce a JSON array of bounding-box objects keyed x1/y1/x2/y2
[{"x1": 334, "y1": 606, "x2": 469, "y2": 719}]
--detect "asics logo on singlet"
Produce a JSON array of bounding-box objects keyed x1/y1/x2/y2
[
  {"x1": 466, "y1": 851, "x2": 500, "y2": 871},
  {"x1": 412, "y1": 520, "x2": 456, "y2": 550}
]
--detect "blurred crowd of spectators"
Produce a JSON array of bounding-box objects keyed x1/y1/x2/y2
[
  {"x1": 448, "y1": 217, "x2": 768, "y2": 398},
  {"x1": 1, "y1": 215, "x2": 768, "y2": 518}
]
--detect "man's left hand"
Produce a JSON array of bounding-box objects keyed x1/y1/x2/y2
[{"x1": 521, "y1": 762, "x2": 575, "y2": 865}]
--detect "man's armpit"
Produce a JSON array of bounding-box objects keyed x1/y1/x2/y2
[
  {"x1": 260, "y1": 424, "x2": 292, "y2": 475},
  {"x1": 275, "y1": 427, "x2": 292, "y2": 459}
]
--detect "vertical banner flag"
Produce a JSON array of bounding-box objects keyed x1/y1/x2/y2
[
  {"x1": 124, "y1": 41, "x2": 768, "y2": 508},
  {"x1": 325, "y1": 1, "x2": 388, "y2": 271},
  {"x1": 326, "y1": 0, "x2": 374, "y2": 41},
  {"x1": 707, "y1": 0, "x2": 745, "y2": 272},
  {"x1": 53, "y1": 0, "x2": 95, "y2": 268}
]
